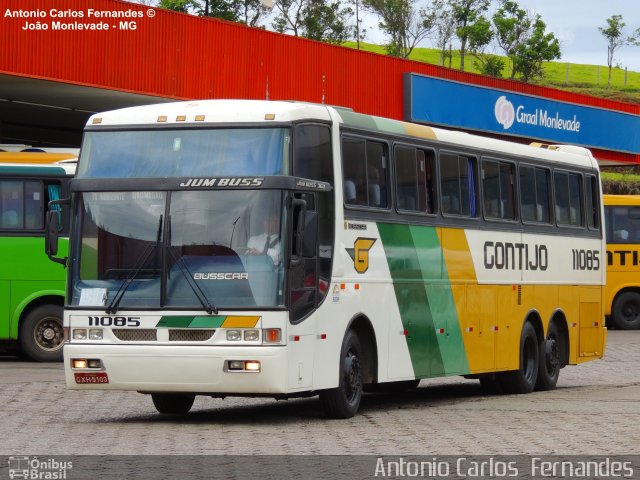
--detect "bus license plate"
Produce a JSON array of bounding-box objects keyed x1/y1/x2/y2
[{"x1": 74, "y1": 372, "x2": 109, "y2": 384}]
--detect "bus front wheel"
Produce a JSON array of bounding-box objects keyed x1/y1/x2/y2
[
  {"x1": 151, "y1": 393, "x2": 195, "y2": 414},
  {"x1": 612, "y1": 292, "x2": 640, "y2": 330},
  {"x1": 499, "y1": 322, "x2": 539, "y2": 394},
  {"x1": 319, "y1": 330, "x2": 363, "y2": 419},
  {"x1": 19, "y1": 305, "x2": 64, "y2": 362}
]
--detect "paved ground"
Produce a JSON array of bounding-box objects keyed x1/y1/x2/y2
[{"x1": 1, "y1": 331, "x2": 638, "y2": 456}]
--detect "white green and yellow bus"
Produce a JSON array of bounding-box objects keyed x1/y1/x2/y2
[
  {"x1": 603, "y1": 194, "x2": 640, "y2": 330},
  {"x1": 49, "y1": 100, "x2": 606, "y2": 418},
  {"x1": 0, "y1": 148, "x2": 76, "y2": 361}
]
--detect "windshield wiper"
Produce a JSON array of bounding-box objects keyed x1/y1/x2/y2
[
  {"x1": 167, "y1": 216, "x2": 218, "y2": 315},
  {"x1": 105, "y1": 215, "x2": 163, "y2": 314}
]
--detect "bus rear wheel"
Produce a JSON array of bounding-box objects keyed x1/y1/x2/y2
[
  {"x1": 319, "y1": 330, "x2": 363, "y2": 419},
  {"x1": 19, "y1": 305, "x2": 64, "y2": 362},
  {"x1": 499, "y1": 322, "x2": 539, "y2": 394},
  {"x1": 151, "y1": 393, "x2": 195, "y2": 414},
  {"x1": 612, "y1": 292, "x2": 640, "y2": 330},
  {"x1": 535, "y1": 322, "x2": 561, "y2": 391}
]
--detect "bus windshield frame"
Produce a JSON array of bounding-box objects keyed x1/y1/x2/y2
[
  {"x1": 77, "y1": 127, "x2": 291, "y2": 179},
  {"x1": 70, "y1": 189, "x2": 288, "y2": 311}
]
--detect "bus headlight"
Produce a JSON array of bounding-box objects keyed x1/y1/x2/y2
[
  {"x1": 88, "y1": 329, "x2": 103, "y2": 340},
  {"x1": 243, "y1": 329, "x2": 259, "y2": 341},
  {"x1": 226, "y1": 330, "x2": 242, "y2": 341},
  {"x1": 73, "y1": 329, "x2": 87, "y2": 340}
]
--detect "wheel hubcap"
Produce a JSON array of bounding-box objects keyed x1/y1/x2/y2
[
  {"x1": 34, "y1": 317, "x2": 64, "y2": 352},
  {"x1": 545, "y1": 337, "x2": 559, "y2": 375},
  {"x1": 622, "y1": 302, "x2": 639, "y2": 322},
  {"x1": 343, "y1": 351, "x2": 361, "y2": 403}
]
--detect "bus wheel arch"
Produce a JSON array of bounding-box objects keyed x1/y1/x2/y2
[
  {"x1": 319, "y1": 314, "x2": 377, "y2": 418},
  {"x1": 611, "y1": 289, "x2": 640, "y2": 330},
  {"x1": 18, "y1": 296, "x2": 64, "y2": 362}
]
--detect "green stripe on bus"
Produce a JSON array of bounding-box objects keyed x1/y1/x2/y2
[
  {"x1": 189, "y1": 316, "x2": 225, "y2": 328},
  {"x1": 0, "y1": 166, "x2": 67, "y2": 175},
  {"x1": 379, "y1": 223, "x2": 470, "y2": 377},
  {"x1": 336, "y1": 109, "x2": 379, "y2": 130},
  {"x1": 378, "y1": 223, "x2": 444, "y2": 378},
  {"x1": 156, "y1": 316, "x2": 226, "y2": 328},
  {"x1": 410, "y1": 225, "x2": 469, "y2": 375}
]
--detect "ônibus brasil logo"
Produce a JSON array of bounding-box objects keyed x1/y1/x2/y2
[{"x1": 494, "y1": 96, "x2": 515, "y2": 130}]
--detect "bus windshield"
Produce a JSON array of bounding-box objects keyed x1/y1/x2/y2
[
  {"x1": 71, "y1": 190, "x2": 286, "y2": 310},
  {"x1": 77, "y1": 128, "x2": 290, "y2": 178}
]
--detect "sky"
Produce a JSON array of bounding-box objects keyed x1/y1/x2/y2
[{"x1": 362, "y1": 0, "x2": 640, "y2": 72}]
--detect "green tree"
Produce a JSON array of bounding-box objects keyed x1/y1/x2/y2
[
  {"x1": 512, "y1": 15, "x2": 560, "y2": 83},
  {"x1": 466, "y1": 14, "x2": 494, "y2": 73},
  {"x1": 599, "y1": 15, "x2": 639, "y2": 87},
  {"x1": 158, "y1": 0, "x2": 199, "y2": 13},
  {"x1": 304, "y1": 0, "x2": 354, "y2": 43},
  {"x1": 432, "y1": 0, "x2": 456, "y2": 67},
  {"x1": 273, "y1": 0, "x2": 353, "y2": 44},
  {"x1": 448, "y1": 0, "x2": 490, "y2": 71},
  {"x1": 363, "y1": 0, "x2": 437, "y2": 59},
  {"x1": 492, "y1": 0, "x2": 531, "y2": 78},
  {"x1": 200, "y1": 0, "x2": 242, "y2": 21},
  {"x1": 240, "y1": 0, "x2": 270, "y2": 26}
]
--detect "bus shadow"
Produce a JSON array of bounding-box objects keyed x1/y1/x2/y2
[{"x1": 101, "y1": 381, "x2": 502, "y2": 425}]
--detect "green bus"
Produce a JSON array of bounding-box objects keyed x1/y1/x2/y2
[{"x1": 0, "y1": 149, "x2": 76, "y2": 361}]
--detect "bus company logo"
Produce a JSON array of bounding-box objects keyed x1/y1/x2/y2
[
  {"x1": 346, "y1": 238, "x2": 377, "y2": 274},
  {"x1": 494, "y1": 95, "x2": 582, "y2": 133},
  {"x1": 8, "y1": 456, "x2": 72, "y2": 479},
  {"x1": 494, "y1": 96, "x2": 515, "y2": 130},
  {"x1": 193, "y1": 272, "x2": 249, "y2": 280},
  {"x1": 179, "y1": 177, "x2": 264, "y2": 188}
]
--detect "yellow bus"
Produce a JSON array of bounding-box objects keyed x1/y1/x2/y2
[
  {"x1": 49, "y1": 100, "x2": 607, "y2": 417},
  {"x1": 604, "y1": 194, "x2": 640, "y2": 329}
]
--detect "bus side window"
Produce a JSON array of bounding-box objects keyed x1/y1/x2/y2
[
  {"x1": 440, "y1": 152, "x2": 477, "y2": 217},
  {"x1": 554, "y1": 171, "x2": 583, "y2": 227},
  {"x1": 395, "y1": 145, "x2": 436, "y2": 214},
  {"x1": 585, "y1": 174, "x2": 600, "y2": 230},
  {"x1": 482, "y1": 159, "x2": 515, "y2": 221},
  {"x1": 0, "y1": 181, "x2": 21, "y2": 228},
  {"x1": 342, "y1": 136, "x2": 388, "y2": 209}
]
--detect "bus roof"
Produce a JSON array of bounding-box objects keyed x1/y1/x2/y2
[
  {"x1": 86, "y1": 99, "x2": 598, "y2": 171},
  {"x1": 0, "y1": 152, "x2": 78, "y2": 164},
  {"x1": 0, "y1": 154, "x2": 77, "y2": 176},
  {"x1": 603, "y1": 194, "x2": 640, "y2": 206}
]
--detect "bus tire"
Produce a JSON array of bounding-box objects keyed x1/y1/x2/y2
[
  {"x1": 499, "y1": 322, "x2": 539, "y2": 394},
  {"x1": 535, "y1": 322, "x2": 561, "y2": 391},
  {"x1": 319, "y1": 330, "x2": 363, "y2": 419},
  {"x1": 19, "y1": 304, "x2": 64, "y2": 362},
  {"x1": 612, "y1": 291, "x2": 640, "y2": 330},
  {"x1": 151, "y1": 393, "x2": 195, "y2": 414}
]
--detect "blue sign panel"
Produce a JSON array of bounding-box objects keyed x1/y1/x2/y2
[{"x1": 404, "y1": 73, "x2": 640, "y2": 154}]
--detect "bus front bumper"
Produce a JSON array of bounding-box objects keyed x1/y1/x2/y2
[{"x1": 63, "y1": 344, "x2": 288, "y2": 394}]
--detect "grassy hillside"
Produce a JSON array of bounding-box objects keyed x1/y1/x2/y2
[{"x1": 343, "y1": 42, "x2": 640, "y2": 104}]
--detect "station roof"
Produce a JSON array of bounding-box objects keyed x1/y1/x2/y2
[{"x1": 2, "y1": 0, "x2": 638, "y2": 164}]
